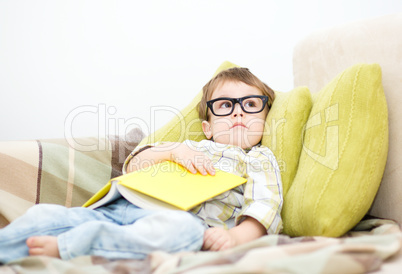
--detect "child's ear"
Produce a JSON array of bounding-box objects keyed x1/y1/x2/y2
[{"x1": 202, "y1": 120, "x2": 213, "y2": 139}]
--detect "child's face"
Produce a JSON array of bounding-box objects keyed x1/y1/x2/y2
[{"x1": 202, "y1": 81, "x2": 269, "y2": 149}]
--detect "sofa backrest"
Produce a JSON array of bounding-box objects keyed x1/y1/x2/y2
[{"x1": 292, "y1": 13, "x2": 402, "y2": 225}]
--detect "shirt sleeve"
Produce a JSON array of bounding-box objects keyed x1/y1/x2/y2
[{"x1": 235, "y1": 147, "x2": 283, "y2": 234}]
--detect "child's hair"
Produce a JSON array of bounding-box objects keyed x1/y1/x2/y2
[{"x1": 198, "y1": 67, "x2": 275, "y2": 121}]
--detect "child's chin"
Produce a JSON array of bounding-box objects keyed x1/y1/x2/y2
[
  {"x1": 213, "y1": 133, "x2": 260, "y2": 149},
  {"x1": 231, "y1": 138, "x2": 256, "y2": 149}
]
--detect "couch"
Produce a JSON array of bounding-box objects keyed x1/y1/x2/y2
[
  {"x1": 1, "y1": 13, "x2": 401, "y2": 273},
  {"x1": 292, "y1": 12, "x2": 402, "y2": 273}
]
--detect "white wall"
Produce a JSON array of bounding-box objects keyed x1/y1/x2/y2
[{"x1": 1, "y1": 0, "x2": 401, "y2": 141}]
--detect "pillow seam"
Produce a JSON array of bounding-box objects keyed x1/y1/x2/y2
[
  {"x1": 301, "y1": 79, "x2": 340, "y2": 231},
  {"x1": 312, "y1": 65, "x2": 361, "y2": 231}
]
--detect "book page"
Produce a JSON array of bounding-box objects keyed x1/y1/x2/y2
[{"x1": 85, "y1": 181, "x2": 122, "y2": 209}]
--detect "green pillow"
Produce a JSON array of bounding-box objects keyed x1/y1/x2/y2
[
  {"x1": 282, "y1": 63, "x2": 388, "y2": 237},
  {"x1": 263, "y1": 87, "x2": 312, "y2": 197},
  {"x1": 139, "y1": 61, "x2": 239, "y2": 146}
]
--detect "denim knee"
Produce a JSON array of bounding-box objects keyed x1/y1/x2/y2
[
  {"x1": 26, "y1": 203, "x2": 65, "y2": 213},
  {"x1": 24, "y1": 204, "x2": 66, "y2": 220},
  {"x1": 150, "y1": 210, "x2": 206, "y2": 252}
]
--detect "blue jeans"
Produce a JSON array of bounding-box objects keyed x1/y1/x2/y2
[{"x1": 0, "y1": 198, "x2": 206, "y2": 263}]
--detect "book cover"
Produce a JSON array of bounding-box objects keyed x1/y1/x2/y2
[{"x1": 83, "y1": 161, "x2": 247, "y2": 211}]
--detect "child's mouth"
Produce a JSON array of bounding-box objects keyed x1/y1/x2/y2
[{"x1": 231, "y1": 122, "x2": 247, "y2": 129}]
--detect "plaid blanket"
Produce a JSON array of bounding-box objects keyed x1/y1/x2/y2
[
  {"x1": 1, "y1": 218, "x2": 401, "y2": 273},
  {"x1": 0, "y1": 129, "x2": 144, "y2": 227}
]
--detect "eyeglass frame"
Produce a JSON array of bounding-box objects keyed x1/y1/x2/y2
[{"x1": 206, "y1": 95, "x2": 270, "y2": 117}]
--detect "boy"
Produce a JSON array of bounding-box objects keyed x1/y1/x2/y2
[{"x1": 0, "y1": 67, "x2": 282, "y2": 263}]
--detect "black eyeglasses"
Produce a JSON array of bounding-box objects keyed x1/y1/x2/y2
[{"x1": 206, "y1": 95, "x2": 269, "y2": 117}]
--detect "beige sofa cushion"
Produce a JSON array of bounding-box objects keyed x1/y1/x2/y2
[{"x1": 292, "y1": 13, "x2": 402, "y2": 224}]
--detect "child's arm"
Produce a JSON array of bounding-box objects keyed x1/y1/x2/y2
[
  {"x1": 202, "y1": 216, "x2": 266, "y2": 251},
  {"x1": 126, "y1": 142, "x2": 215, "y2": 176}
]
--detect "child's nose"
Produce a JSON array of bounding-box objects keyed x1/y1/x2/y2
[{"x1": 232, "y1": 103, "x2": 244, "y2": 117}]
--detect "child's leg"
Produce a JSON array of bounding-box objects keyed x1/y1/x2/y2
[
  {"x1": 58, "y1": 201, "x2": 207, "y2": 260},
  {"x1": 1, "y1": 199, "x2": 206, "y2": 262},
  {"x1": 0, "y1": 203, "x2": 110, "y2": 264}
]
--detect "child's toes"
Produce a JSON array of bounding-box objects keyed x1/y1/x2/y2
[
  {"x1": 26, "y1": 237, "x2": 45, "y2": 255},
  {"x1": 26, "y1": 236, "x2": 41, "y2": 248},
  {"x1": 28, "y1": 247, "x2": 44, "y2": 256},
  {"x1": 26, "y1": 237, "x2": 36, "y2": 247}
]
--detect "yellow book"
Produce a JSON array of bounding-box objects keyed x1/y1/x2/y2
[{"x1": 83, "y1": 161, "x2": 247, "y2": 211}]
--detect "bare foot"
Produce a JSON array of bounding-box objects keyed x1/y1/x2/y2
[{"x1": 26, "y1": 236, "x2": 61, "y2": 259}]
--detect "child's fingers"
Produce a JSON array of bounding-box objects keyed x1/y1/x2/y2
[
  {"x1": 202, "y1": 237, "x2": 212, "y2": 251},
  {"x1": 205, "y1": 161, "x2": 216, "y2": 176},
  {"x1": 171, "y1": 156, "x2": 197, "y2": 174},
  {"x1": 182, "y1": 161, "x2": 198, "y2": 174},
  {"x1": 195, "y1": 161, "x2": 211, "y2": 176},
  {"x1": 197, "y1": 161, "x2": 216, "y2": 176},
  {"x1": 173, "y1": 148, "x2": 214, "y2": 175},
  {"x1": 188, "y1": 156, "x2": 214, "y2": 176},
  {"x1": 177, "y1": 160, "x2": 207, "y2": 175},
  {"x1": 202, "y1": 227, "x2": 230, "y2": 251},
  {"x1": 202, "y1": 228, "x2": 217, "y2": 250},
  {"x1": 209, "y1": 238, "x2": 227, "y2": 251},
  {"x1": 192, "y1": 157, "x2": 214, "y2": 176}
]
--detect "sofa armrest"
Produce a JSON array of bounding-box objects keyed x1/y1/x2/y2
[
  {"x1": 292, "y1": 13, "x2": 402, "y2": 225},
  {"x1": 0, "y1": 128, "x2": 144, "y2": 228}
]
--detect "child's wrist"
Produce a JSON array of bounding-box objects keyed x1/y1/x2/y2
[
  {"x1": 150, "y1": 142, "x2": 181, "y2": 163},
  {"x1": 167, "y1": 143, "x2": 183, "y2": 162}
]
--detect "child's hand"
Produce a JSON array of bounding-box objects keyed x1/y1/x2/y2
[
  {"x1": 170, "y1": 143, "x2": 215, "y2": 176},
  {"x1": 128, "y1": 142, "x2": 215, "y2": 175},
  {"x1": 202, "y1": 217, "x2": 267, "y2": 252},
  {"x1": 202, "y1": 227, "x2": 236, "y2": 251}
]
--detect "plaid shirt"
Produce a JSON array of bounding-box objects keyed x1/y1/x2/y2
[{"x1": 123, "y1": 140, "x2": 283, "y2": 234}]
